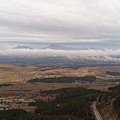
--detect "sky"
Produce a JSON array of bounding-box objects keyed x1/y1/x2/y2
[{"x1": 0, "y1": 0, "x2": 120, "y2": 48}]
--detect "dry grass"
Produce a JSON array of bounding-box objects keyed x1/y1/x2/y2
[{"x1": 0, "y1": 64, "x2": 120, "y2": 82}]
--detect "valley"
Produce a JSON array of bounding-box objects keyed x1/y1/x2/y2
[{"x1": 0, "y1": 63, "x2": 120, "y2": 119}]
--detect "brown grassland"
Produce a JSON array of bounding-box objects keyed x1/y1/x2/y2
[
  {"x1": 0, "y1": 64, "x2": 120, "y2": 82},
  {"x1": 0, "y1": 64, "x2": 119, "y2": 99},
  {"x1": 0, "y1": 64, "x2": 119, "y2": 112}
]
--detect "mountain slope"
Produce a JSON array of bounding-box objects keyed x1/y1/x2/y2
[{"x1": 43, "y1": 44, "x2": 77, "y2": 50}]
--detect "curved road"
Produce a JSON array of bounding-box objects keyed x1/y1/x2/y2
[{"x1": 93, "y1": 101, "x2": 103, "y2": 120}]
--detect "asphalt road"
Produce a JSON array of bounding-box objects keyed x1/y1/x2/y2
[{"x1": 93, "y1": 101, "x2": 104, "y2": 120}]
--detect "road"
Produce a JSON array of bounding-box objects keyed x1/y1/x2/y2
[{"x1": 93, "y1": 101, "x2": 104, "y2": 120}]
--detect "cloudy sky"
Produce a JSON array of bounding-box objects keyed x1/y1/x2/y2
[
  {"x1": 0, "y1": 0, "x2": 120, "y2": 49},
  {"x1": 0, "y1": 0, "x2": 120, "y2": 62}
]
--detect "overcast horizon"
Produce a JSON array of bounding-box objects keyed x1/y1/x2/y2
[
  {"x1": 0, "y1": 0, "x2": 120, "y2": 62},
  {"x1": 0, "y1": 0, "x2": 120, "y2": 48},
  {"x1": 0, "y1": 41, "x2": 120, "y2": 50}
]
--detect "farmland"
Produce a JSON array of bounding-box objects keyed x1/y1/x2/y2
[{"x1": 0, "y1": 64, "x2": 120, "y2": 82}]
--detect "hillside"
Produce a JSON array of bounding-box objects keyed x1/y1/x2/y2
[
  {"x1": 0, "y1": 87, "x2": 102, "y2": 120},
  {"x1": 96, "y1": 85, "x2": 120, "y2": 120},
  {"x1": 43, "y1": 44, "x2": 77, "y2": 50}
]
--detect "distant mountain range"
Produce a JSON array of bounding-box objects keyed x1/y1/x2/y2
[
  {"x1": 43, "y1": 44, "x2": 96, "y2": 50},
  {"x1": 14, "y1": 44, "x2": 96, "y2": 50},
  {"x1": 0, "y1": 44, "x2": 119, "y2": 65},
  {"x1": 14, "y1": 45, "x2": 33, "y2": 50}
]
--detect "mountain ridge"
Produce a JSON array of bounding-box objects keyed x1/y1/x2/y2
[
  {"x1": 43, "y1": 44, "x2": 78, "y2": 50},
  {"x1": 14, "y1": 45, "x2": 33, "y2": 50}
]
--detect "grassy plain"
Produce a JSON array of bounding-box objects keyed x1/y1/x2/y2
[{"x1": 0, "y1": 64, "x2": 120, "y2": 82}]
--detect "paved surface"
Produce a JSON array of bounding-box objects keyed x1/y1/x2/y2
[{"x1": 93, "y1": 101, "x2": 104, "y2": 120}]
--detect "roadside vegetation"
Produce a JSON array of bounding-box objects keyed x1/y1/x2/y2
[{"x1": 97, "y1": 85, "x2": 120, "y2": 119}]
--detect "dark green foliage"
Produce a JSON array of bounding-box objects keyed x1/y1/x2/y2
[
  {"x1": 33, "y1": 87, "x2": 100, "y2": 120},
  {"x1": 106, "y1": 79, "x2": 120, "y2": 82},
  {"x1": 113, "y1": 96, "x2": 120, "y2": 117},
  {"x1": 0, "y1": 84, "x2": 13, "y2": 87},
  {"x1": 109, "y1": 85, "x2": 120, "y2": 91},
  {"x1": 28, "y1": 76, "x2": 96, "y2": 83},
  {"x1": 0, "y1": 109, "x2": 79, "y2": 120},
  {"x1": 34, "y1": 115, "x2": 79, "y2": 120},
  {"x1": 0, "y1": 109, "x2": 33, "y2": 120},
  {"x1": 106, "y1": 71, "x2": 120, "y2": 76},
  {"x1": 0, "y1": 87, "x2": 101, "y2": 120},
  {"x1": 99, "y1": 85, "x2": 120, "y2": 118},
  {"x1": 111, "y1": 85, "x2": 120, "y2": 118}
]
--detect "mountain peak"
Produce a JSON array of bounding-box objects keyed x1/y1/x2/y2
[{"x1": 43, "y1": 44, "x2": 77, "y2": 50}]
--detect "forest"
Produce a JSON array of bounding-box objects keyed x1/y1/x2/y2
[
  {"x1": 0, "y1": 87, "x2": 101, "y2": 120},
  {"x1": 106, "y1": 71, "x2": 120, "y2": 76},
  {"x1": 0, "y1": 85, "x2": 120, "y2": 120},
  {"x1": 28, "y1": 76, "x2": 96, "y2": 83}
]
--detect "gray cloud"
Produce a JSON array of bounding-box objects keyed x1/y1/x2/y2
[{"x1": 0, "y1": 0, "x2": 120, "y2": 44}]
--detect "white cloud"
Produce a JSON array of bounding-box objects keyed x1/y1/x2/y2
[
  {"x1": 0, "y1": 48, "x2": 119, "y2": 62},
  {"x1": 0, "y1": 0, "x2": 120, "y2": 44}
]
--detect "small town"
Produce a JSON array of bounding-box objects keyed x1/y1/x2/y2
[{"x1": 0, "y1": 97, "x2": 36, "y2": 111}]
